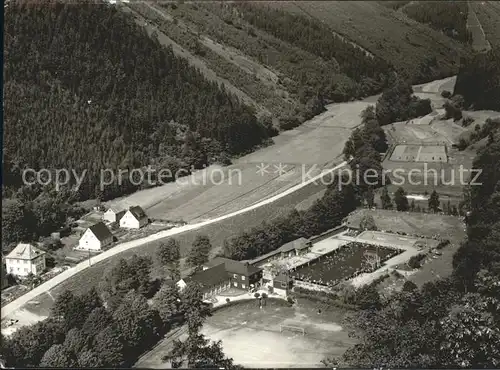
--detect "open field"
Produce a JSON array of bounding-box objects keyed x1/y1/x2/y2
[
  {"x1": 202, "y1": 299, "x2": 356, "y2": 368},
  {"x1": 390, "y1": 144, "x2": 447, "y2": 163},
  {"x1": 468, "y1": 1, "x2": 493, "y2": 52},
  {"x1": 472, "y1": 1, "x2": 500, "y2": 49},
  {"x1": 136, "y1": 299, "x2": 356, "y2": 368},
  {"x1": 357, "y1": 230, "x2": 436, "y2": 249},
  {"x1": 291, "y1": 242, "x2": 400, "y2": 285},
  {"x1": 346, "y1": 209, "x2": 466, "y2": 244},
  {"x1": 106, "y1": 99, "x2": 368, "y2": 223}
]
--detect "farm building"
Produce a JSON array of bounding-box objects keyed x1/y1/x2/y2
[
  {"x1": 77, "y1": 222, "x2": 113, "y2": 251},
  {"x1": 119, "y1": 206, "x2": 148, "y2": 229},
  {"x1": 102, "y1": 207, "x2": 126, "y2": 223},
  {"x1": 5, "y1": 243, "x2": 46, "y2": 277},
  {"x1": 177, "y1": 257, "x2": 263, "y2": 300}
]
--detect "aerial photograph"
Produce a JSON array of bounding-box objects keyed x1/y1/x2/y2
[{"x1": 1, "y1": 0, "x2": 500, "y2": 368}]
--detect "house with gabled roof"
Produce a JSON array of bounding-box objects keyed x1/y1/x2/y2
[
  {"x1": 5, "y1": 243, "x2": 46, "y2": 277},
  {"x1": 119, "y1": 206, "x2": 148, "y2": 229},
  {"x1": 77, "y1": 222, "x2": 113, "y2": 251},
  {"x1": 102, "y1": 207, "x2": 126, "y2": 224}
]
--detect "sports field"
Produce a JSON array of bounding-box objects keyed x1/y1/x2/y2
[
  {"x1": 390, "y1": 144, "x2": 447, "y2": 163},
  {"x1": 202, "y1": 299, "x2": 356, "y2": 368}
]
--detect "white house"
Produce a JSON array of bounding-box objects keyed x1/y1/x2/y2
[
  {"x1": 5, "y1": 243, "x2": 46, "y2": 277},
  {"x1": 102, "y1": 207, "x2": 126, "y2": 224},
  {"x1": 119, "y1": 206, "x2": 148, "y2": 229},
  {"x1": 77, "y1": 222, "x2": 113, "y2": 251}
]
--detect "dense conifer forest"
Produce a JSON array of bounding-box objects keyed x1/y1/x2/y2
[
  {"x1": 453, "y1": 48, "x2": 500, "y2": 111},
  {"x1": 3, "y1": 2, "x2": 271, "y2": 202},
  {"x1": 401, "y1": 1, "x2": 470, "y2": 43}
]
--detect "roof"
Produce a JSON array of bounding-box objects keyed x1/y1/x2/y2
[
  {"x1": 250, "y1": 238, "x2": 311, "y2": 265},
  {"x1": 280, "y1": 237, "x2": 310, "y2": 252},
  {"x1": 106, "y1": 207, "x2": 124, "y2": 214},
  {"x1": 115, "y1": 210, "x2": 126, "y2": 221},
  {"x1": 204, "y1": 257, "x2": 261, "y2": 276},
  {"x1": 274, "y1": 273, "x2": 291, "y2": 284},
  {"x1": 88, "y1": 222, "x2": 113, "y2": 241},
  {"x1": 128, "y1": 206, "x2": 147, "y2": 220},
  {"x1": 185, "y1": 263, "x2": 229, "y2": 288},
  {"x1": 6, "y1": 243, "x2": 45, "y2": 260}
]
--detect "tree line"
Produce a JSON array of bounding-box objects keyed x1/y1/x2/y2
[
  {"x1": 453, "y1": 48, "x2": 500, "y2": 111},
  {"x1": 223, "y1": 179, "x2": 358, "y2": 261}
]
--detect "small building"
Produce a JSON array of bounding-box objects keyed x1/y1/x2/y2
[
  {"x1": 119, "y1": 206, "x2": 148, "y2": 229},
  {"x1": 272, "y1": 273, "x2": 293, "y2": 296},
  {"x1": 77, "y1": 222, "x2": 113, "y2": 251},
  {"x1": 102, "y1": 207, "x2": 126, "y2": 224},
  {"x1": 5, "y1": 243, "x2": 46, "y2": 277}
]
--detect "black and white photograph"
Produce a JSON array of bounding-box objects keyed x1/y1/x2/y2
[{"x1": 1, "y1": 0, "x2": 500, "y2": 368}]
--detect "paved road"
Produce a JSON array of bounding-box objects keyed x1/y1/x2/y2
[{"x1": 1, "y1": 161, "x2": 347, "y2": 320}]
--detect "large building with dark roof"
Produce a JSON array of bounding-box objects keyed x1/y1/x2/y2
[{"x1": 177, "y1": 257, "x2": 263, "y2": 300}]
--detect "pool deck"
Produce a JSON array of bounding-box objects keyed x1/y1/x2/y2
[{"x1": 262, "y1": 230, "x2": 437, "y2": 288}]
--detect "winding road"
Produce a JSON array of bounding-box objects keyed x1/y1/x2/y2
[{"x1": 1, "y1": 160, "x2": 347, "y2": 320}]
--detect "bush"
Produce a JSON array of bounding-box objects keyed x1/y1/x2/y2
[
  {"x1": 462, "y1": 115, "x2": 474, "y2": 127},
  {"x1": 441, "y1": 90, "x2": 452, "y2": 98},
  {"x1": 286, "y1": 296, "x2": 295, "y2": 304},
  {"x1": 402, "y1": 280, "x2": 418, "y2": 292},
  {"x1": 354, "y1": 285, "x2": 382, "y2": 310},
  {"x1": 444, "y1": 101, "x2": 463, "y2": 121},
  {"x1": 254, "y1": 292, "x2": 260, "y2": 299},
  {"x1": 436, "y1": 239, "x2": 450, "y2": 249},
  {"x1": 279, "y1": 115, "x2": 302, "y2": 130},
  {"x1": 226, "y1": 298, "x2": 230, "y2": 303},
  {"x1": 407, "y1": 253, "x2": 426, "y2": 269}
]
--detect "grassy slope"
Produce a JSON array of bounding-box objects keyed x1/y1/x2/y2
[
  {"x1": 263, "y1": 1, "x2": 469, "y2": 83},
  {"x1": 472, "y1": 1, "x2": 500, "y2": 49}
]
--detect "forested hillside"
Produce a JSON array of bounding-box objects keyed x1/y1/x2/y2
[
  {"x1": 3, "y1": 2, "x2": 270, "y2": 202},
  {"x1": 232, "y1": 2, "x2": 395, "y2": 98},
  {"x1": 453, "y1": 48, "x2": 500, "y2": 111},
  {"x1": 263, "y1": 1, "x2": 470, "y2": 84},
  {"x1": 394, "y1": 1, "x2": 470, "y2": 43}
]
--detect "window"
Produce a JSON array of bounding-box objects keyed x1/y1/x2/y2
[
  {"x1": 242, "y1": 284, "x2": 246, "y2": 289},
  {"x1": 241, "y1": 276, "x2": 245, "y2": 281},
  {"x1": 233, "y1": 282, "x2": 237, "y2": 287},
  {"x1": 233, "y1": 273, "x2": 238, "y2": 279}
]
